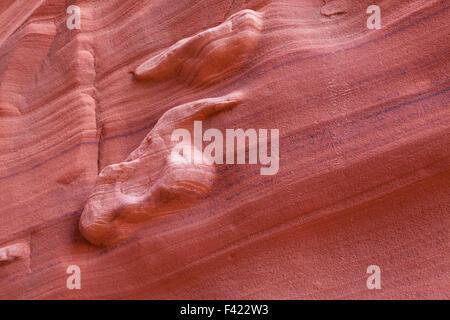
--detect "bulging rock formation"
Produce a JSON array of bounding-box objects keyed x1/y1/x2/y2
[
  {"x1": 133, "y1": 9, "x2": 264, "y2": 86},
  {"x1": 80, "y1": 92, "x2": 242, "y2": 246}
]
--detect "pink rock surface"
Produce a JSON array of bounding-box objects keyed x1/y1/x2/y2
[{"x1": 0, "y1": 0, "x2": 449, "y2": 299}]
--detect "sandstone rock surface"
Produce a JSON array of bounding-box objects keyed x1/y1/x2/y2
[{"x1": 0, "y1": 0, "x2": 449, "y2": 299}]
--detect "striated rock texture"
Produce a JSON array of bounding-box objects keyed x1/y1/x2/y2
[{"x1": 0, "y1": 0, "x2": 449, "y2": 299}]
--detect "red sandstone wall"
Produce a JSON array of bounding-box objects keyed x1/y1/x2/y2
[{"x1": 0, "y1": 0, "x2": 448, "y2": 299}]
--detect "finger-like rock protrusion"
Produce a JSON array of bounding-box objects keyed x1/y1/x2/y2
[
  {"x1": 134, "y1": 9, "x2": 264, "y2": 86},
  {"x1": 79, "y1": 92, "x2": 243, "y2": 247}
]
